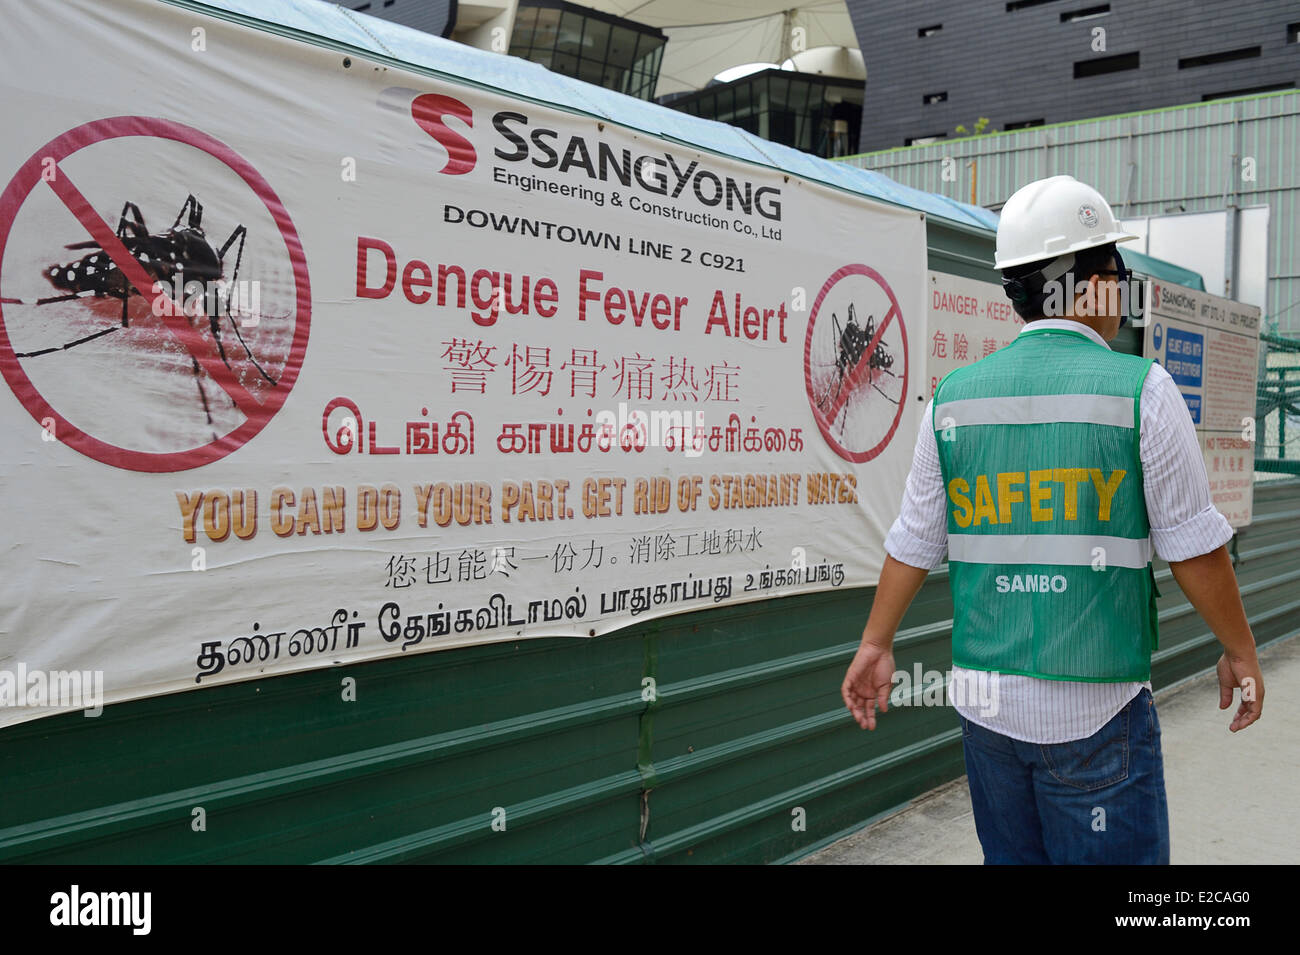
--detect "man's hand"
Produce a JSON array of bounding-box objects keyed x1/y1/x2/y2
[
  {"x1": 842, "y1": 638, "x2": 896, "y2": 730},
  {"x1": 841, "y1": 555, "x2": 930, "y2": 730},
  {"x1": 1216, "y1": 652, "x2": 1263, "y2": 732},
  {"x1": 1166, "y1": 544, "x2": 1264, "y2": 732}
]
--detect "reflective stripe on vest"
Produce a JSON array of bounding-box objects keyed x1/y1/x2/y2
[
  {"x1": 935, "y1": 393, "x2": 1135, "y2": 429},
  {"x1": 933, "y1": 326, "x2": 1159, "y2": 682},
  {"x1": 947, "y1": 533, "x2": 1153, "y2": 568}
]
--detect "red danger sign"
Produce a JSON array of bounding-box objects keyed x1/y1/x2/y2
[{"x1": 0, "y1": 116, "x2": 310, "y2": 472}]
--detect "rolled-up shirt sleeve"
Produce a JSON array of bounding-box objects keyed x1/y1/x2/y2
[
  {"x1": 884, "y1": 398, "x2": 949, "y2": 570},
  {"x1": 1139, "y1": 362, "x2": 1235, "y2": 562}
]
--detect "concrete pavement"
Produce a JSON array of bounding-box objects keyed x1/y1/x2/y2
[{"x1": 799, "y1": 631, "x2": 1300, "y2": 864}]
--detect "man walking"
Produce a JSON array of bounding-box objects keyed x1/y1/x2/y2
[{"x1": 841, "y1": 175, "x2": 1264, "y2": 864}]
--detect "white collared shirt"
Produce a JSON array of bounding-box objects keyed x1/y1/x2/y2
[{"x1": 884, "y1": 318, "x2": 1234, "y2": 743}]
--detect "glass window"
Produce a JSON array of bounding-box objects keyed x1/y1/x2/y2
[
  {"x1": 512, "y1": 2, "x2": 663, "y2": 100},
  {"x1": 646, "y1": 42, "x2": 666, "y2": 72},
  {"x1": 768, "y1": 77, "x2": 790, "y2": 110},
  {"x1": 776, "y1": 114, "x2": 796, "y2": 146},
  {"x1": 794, "y1": 79, "x2": 814, "y2": 112},
  {"x1": 610, "y1": 25, "x2": 637, "y2": 63},
  {"x1": 784, "y1": 78, "x2": 801, "y2": 112},
  {"x1": 710, "y1": 87, "x2": 730, "y2": 119},
  {"x1": 551, "y1": 51, "x2": 579, "y2": 77},
  {"x1": 514, "y1": 6, "x2": 537, "y2": 34},
  {"x1": 583, "y1": 18, "x2": 611, "y2": 63},
  {"x1": 557, "y1": 10, "x2": 584, "y2": 55},
  {"x1": 532, "y1": 7, "x2": 560, "y2": 49},
  {"x1": 578, "y1": 57, "x2": 604, "y2": 84},
  {"x1": 509, "y1": 7, "x2": 535, "y2": 57}
]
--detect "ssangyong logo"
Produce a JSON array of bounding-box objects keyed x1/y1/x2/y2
[
  {"x1": 1155, "y1": 282, "x2": 1197, "y2": 311},
  {"x1": 411, "y1": 93, "x2": 476, "y2": 175},
  {"x1": 407, "y1": 92, "x2": 782, "y2": 221}
]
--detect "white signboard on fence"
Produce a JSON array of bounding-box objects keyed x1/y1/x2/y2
[
  {"x1": 925, "y1": 270, "x2": 1023, "y2": 398},
  {"x1": 1143, "y1": 280, "x2": 1260, "y2": 527},
  {"x1": 0, "y1": 0, "x2": 926, "y2": 725}
]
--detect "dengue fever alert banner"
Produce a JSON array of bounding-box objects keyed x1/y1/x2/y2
[{"x1": 0, "y1": 0, "x2": 926, "y2": 726}]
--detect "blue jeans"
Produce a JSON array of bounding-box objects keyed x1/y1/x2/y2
[{"x1": 960, "y1": 687, "x2": 1170, "y2": 864}]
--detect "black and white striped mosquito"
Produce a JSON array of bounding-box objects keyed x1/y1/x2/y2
[
  {"x1": 812, "y1": 301, "x2": 899, "y2": 437},
  {"x1": 9, "y1": 194, "x2": 281, "y2": 430}
]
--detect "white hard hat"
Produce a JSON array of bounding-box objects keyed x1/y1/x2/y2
[{"x1": 995, "y1": 175, "x2": 1138, "y2": 269}]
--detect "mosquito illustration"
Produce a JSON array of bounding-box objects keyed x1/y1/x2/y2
[
  {"x1": 813, "y1": 301, "x2": 899, "y2": 435},
  {"x1": 10, "y1": 194, "x2": 279, "y2": 427}
]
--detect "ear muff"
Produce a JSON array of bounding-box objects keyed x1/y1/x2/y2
[
  {"x1": 1001, "y1": 252, "x2": 1075, "y2": 319},
  {"x1": 1002, "y1": 275, "x2": 1030, "y2": 306}
]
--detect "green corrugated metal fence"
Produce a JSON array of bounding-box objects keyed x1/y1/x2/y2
[{"x1": 3, "y1": 218, "x2": 1295, "y2": 863}]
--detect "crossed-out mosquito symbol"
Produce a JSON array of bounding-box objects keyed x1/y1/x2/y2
[
  {"x1": 812, "y1": 301, "x2": 899, "y2": 437},
  {"x1": 9, "y1": 192, "x2": 283, "y2": 434}
]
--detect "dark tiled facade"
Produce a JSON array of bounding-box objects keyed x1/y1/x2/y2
[
  {"x1": 347, "y1": 0, "x2": 455, "y2": 38},
  {"x1": 847, "y1": 0, "x2": 1300, "y2": 150}
]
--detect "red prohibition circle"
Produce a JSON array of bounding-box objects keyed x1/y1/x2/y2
[
  {"x1": 802, "y1": 263, "x2": 909, "y2": 463},
  {"x1": 0, "y1": 116, "x2": 311, "y2": 472}
]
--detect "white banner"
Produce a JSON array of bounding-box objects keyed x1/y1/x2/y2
[
  {"x1": 1143, "y1": 280, "x2": 1260, "y2": 527},
  {"x1": 0, "y1": 0, "x2": 926, "y2": 726}
]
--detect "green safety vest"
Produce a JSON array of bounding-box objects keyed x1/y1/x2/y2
[{"x1": 933, "y1": 325, "x2": 1161, "y2": 682}]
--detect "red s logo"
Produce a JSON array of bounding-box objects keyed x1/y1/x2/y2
[{"x1": 411, "y1": 93, "x2": 476, "y2": 175}]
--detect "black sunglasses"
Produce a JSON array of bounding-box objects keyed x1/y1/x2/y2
[
  {"x1": 1091, "y1": 249, "x2": 1128, "y2": 283},
  {"x1": 1089, "y1": 250, "x2": 1134, "y2": 326}
]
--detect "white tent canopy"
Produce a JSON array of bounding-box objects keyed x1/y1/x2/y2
[{"x1": 575, "y1": 1, "x2": 859, "y2": 97}]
